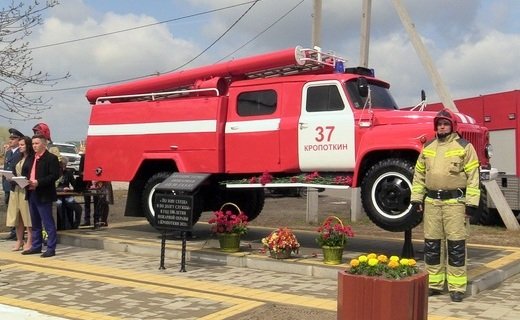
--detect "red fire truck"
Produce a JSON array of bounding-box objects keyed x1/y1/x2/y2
[
  {"x1": 428, "y1": 90, "x2": 520, "y2": 224},
  {"x1": 83, "y1": 46, "x2": 492, "y2": 232}
]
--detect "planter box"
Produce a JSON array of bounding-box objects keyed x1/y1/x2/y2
[{"x1": 337, "y1": 271, "x2": 428, "y2": 320}]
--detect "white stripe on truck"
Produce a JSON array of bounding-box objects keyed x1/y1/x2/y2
[{"x1": 87, "y1": 120, "x2": 217, "y2": 136}]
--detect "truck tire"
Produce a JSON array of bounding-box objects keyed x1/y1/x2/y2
[
  {"x1": 361, "y1": 158, "x2": 422, "y2": 232},
  {"x1": 476, "y1": 184, "x2": 505, "y2": 226},
  {"x1": 223, "y1": 189, "x2": 265, "y2": 221},
  {"x1": 142, "y1": 172, "x2": 203, "y2": 228}
]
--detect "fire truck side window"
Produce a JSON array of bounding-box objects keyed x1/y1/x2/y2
[
  {"x1": 306, "y1": 85, "x2": 344, "y2": 112},
  {"x1": 237, "y1": 90, "x2": 277, "y2": 116}
]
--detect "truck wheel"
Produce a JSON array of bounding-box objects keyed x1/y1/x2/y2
[
  {"x1": 142, "y1": 172, "x2": 203, "y2": 228},
  {"x1": 223, "y1": 189, "x2": 265, "y2": 221},
  {"x1": 361, "y1": 158, "x2": 421, "y2": 232}
]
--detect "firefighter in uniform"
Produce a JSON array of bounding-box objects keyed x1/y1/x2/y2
[{"x1": 411, "y1": 108, "x2": 480, "y2": 302}]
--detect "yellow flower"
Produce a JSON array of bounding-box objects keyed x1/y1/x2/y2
[
  {"x1": 348, "y1": 253, "x2": 419, "y2": 279},
  {"x1": 368, "y1": 258, "x2": 378, "y2": 266},
  {"x1": 377, "y1": 255, "x2": 388, "y2": 263}
]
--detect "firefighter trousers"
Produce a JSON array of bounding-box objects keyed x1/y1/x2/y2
[{"x1": 423, "y1": 199, "x2": 468, "y2": 293}]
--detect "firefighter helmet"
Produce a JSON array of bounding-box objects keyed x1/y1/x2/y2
[
  {"x1": 434, "y1": 108, "x2": 458, "y2": 133},
  {"x1": 32, "y1": 122, "x2": 52, "y2": 141}
]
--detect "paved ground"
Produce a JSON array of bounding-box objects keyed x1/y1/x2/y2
[
  {"x1": 1, "y1": 186, "x2": 520, "y2": 319},
  {"x1": 1, "y1": 218, "x2": 520, "y2": 319}
]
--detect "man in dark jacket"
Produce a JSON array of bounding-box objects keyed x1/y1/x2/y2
[{"x1": 21, "y1": 134, "x2": 60, "y2": 258}]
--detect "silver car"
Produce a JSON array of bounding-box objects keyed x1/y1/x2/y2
[{"x1": 53, "y1": 142, "x2": 81, "y2": 173}]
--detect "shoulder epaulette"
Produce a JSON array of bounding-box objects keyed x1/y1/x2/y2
[{"x1": 456, "y1": 137, "x2": 470, "y2": 148}]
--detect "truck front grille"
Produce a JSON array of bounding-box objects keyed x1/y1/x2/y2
[{"x1": 459, "y1": 130, "x2": 488, "y2": 165}]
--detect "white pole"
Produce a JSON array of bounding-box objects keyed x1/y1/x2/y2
[
  {"x1": 312, "y1": 0, "x2": 322, "y2": 48},
  {"x1": 360, "y1": 0, "x2": 372, "y2": 68}
]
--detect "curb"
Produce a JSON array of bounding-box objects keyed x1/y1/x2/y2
[{"x1": 57, "y1": 231, "x2": 344, "y2": 279}]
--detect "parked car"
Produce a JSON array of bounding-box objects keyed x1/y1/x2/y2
[{"x1": 53, "y1": 142, "x2": 81, "y2": 173}]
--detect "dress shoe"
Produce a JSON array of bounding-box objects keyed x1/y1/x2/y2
[
  {"x1": 41, "y1": 251, "x2": 56, "y2": 258},
  {"x1": 450, "y1": 291, "x2": 464, "y2": 302},
  {"x1": 3, "y1": 233, "x2": 16, "y2": 241},
  {"x1": 80, "y1": 221, "x2": 91, "y2": 227},
  {"x1": 21, "y1": 248, "x2": 42, "y2": 255},
  {"x1": 428, "y1": 288, "x2": 442, "y2": 296}
]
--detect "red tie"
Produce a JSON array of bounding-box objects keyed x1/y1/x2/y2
[{"x1": 30, "y1": 154, "x2": 41, "y2": 182}]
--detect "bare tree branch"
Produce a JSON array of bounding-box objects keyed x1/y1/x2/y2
[{"x1": 0, "y1": 0, "x2": 70, "y2": 121}]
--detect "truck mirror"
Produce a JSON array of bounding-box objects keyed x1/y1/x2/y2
[
  {"x1": 358, "y1": 77, "x2": 369, "y2": 98},
  {"x1": 421, "y1": 90, "x2": 426, "y2": 102}
]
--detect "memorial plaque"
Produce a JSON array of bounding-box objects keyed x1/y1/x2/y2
[
  {"x1": 154, "y1": 193, "x2": 193, "y2": 230},
  {"x1": 156, "y1": 173, "x2": 210, "y2": 192}
]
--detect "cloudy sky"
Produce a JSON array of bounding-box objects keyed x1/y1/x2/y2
[{"x1": 4, "y1": 0, "x2": 520, "y2": 142}]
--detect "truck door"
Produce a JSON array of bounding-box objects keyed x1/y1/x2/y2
[
  {"x1": 298, "y1": 81, "x2": 356, "y2": 171},
  {"x1": 225, "y1": 88, "x2": 281, "y2": 173}
]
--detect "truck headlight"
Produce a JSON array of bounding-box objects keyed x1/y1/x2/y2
[{"x1": 485, "y1": 144, "x2": 493, "y2": 159}]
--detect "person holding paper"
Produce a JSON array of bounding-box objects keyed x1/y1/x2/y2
[
  {"x1": 2, "y1": 128, "x2": 23, "y2": 241},
  {"x1": 6, "y1": 136, "x2": 34, "y2": 251},
  {"x1": 21, "y1": 134, "x2": 60, "y2": 258}
]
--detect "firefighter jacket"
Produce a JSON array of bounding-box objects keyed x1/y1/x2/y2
[{"x1": 411, "y1": 132, "x2": 480, "y2": 206}]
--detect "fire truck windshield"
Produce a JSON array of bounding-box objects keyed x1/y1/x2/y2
[{"x1": 345, "y1": 80, "x2": 398, "y2": 110}]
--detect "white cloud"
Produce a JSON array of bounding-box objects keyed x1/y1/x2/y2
[{"x1": 439, "y1": 31, "x2": 520, "y2": 97}]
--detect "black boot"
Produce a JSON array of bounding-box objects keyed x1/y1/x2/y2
[
  {"x1": 72, "y1": 203, "x2": 83, "y2": 229},
  {"x1": 450, "y1": 291, "x2": 464, "y2": 302}
]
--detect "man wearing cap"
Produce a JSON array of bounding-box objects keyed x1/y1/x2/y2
[
  {"x1": 410, "y1": 108, "x2": 480, "y2": 303},
  {"x1": 2, "y1": 128, "x2": 24, "y2": 240}
]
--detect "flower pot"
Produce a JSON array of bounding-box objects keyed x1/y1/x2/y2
[
  {"x1": 321, "y1": 245, "x2": 344, "y2": 265},
  {"x1": 337, "y1": 271, "x2": 428, "y2": 320},
  {"x1": 269, "y1": 249, "x2": 293, "y2": 259},
  {"x1": 217, "y1": 233, "x2": 241, "y2": 252}
]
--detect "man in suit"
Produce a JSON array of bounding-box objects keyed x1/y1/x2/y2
[
  {"x1": 2, "y1": 128, "x2": 24, "y2": 240},
  {"x1": 21, "y1": 134, "x2": 60, "y2": 258}
]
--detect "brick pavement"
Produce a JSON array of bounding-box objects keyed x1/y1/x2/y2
[
  {"x1": 0, "y1": 239, "x2": 337, "y2": 319},
  {"x1": 1, "y1": 222, "x2": 520, "y2": 319}
]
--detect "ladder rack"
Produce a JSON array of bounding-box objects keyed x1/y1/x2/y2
[{"x1": 245, "y1": 47, "x2": 347, "y2": 79}]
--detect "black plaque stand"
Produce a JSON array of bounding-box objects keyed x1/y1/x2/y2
[
  {"x1": 153, "y1": 173, "x2": 210, "y2": 272},
  {"x1": 158, "y1": 231, "x2": 189, "y2": 271},
  {"x1": 401, "y1": 229, "x2": 414, "y2": 258},
  {"x1": 159, "y1": 232, "x2": 167, "y2": 270},
  {"x1": 179, "y1": 231, "x2": 187, "y2": 272}
]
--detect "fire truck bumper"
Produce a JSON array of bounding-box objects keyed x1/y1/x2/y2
[{"x1": 480, "y1": 167, "x2": 498, "y2": 181}]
